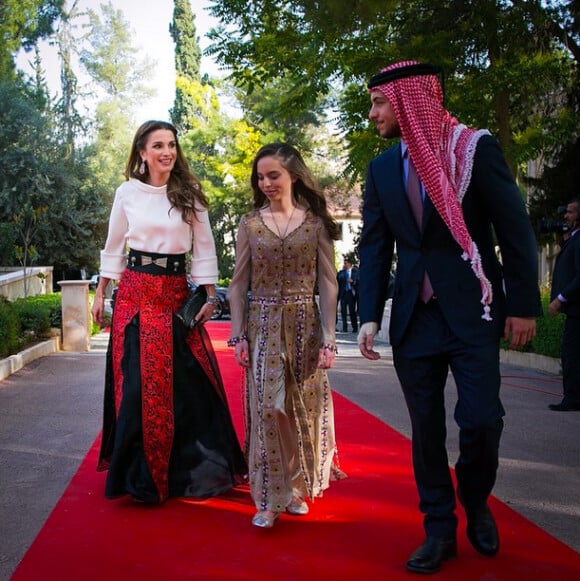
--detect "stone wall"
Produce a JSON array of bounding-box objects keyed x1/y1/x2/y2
[{"x1": 0, "y1": 267, "x2": 54, "y2": 300}]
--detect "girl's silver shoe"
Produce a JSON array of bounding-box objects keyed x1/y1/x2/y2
[
  {"x1": 286, "y1": 497, "x2": 309, "y2": 515},
  {"x1": 252, "y1": 510, "x2": 279, "y2": 528}
]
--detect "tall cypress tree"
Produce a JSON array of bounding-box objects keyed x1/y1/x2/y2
[{"x1": 169, "y1": 0, "x2": 201, "y2": 132}]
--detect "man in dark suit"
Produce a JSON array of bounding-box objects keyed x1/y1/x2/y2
[
  {"x1": 357, "y1": 61, "x2": 542, "y2": 574},
  {"x1": 547, "y1": 198, "x2": 580, "y2": 411},
  {"x1": 337, "y1": 258, "x2": 359, "y2": 332}
]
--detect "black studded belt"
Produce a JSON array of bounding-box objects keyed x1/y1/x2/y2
[{"x1": 127, "y1": 249, "x2": 186, "y2": 275}]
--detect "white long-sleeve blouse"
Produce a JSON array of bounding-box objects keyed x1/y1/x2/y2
[{"x1": 99, "y1": 178, "x2": 218, "y2": 284}]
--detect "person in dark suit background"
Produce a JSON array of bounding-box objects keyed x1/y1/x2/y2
[
  {"x1": 547, "y1": 198, "x2": 580, "y2": 411},
  {"x1": 337, "y1": 258, "x2": 359, "y2": 332},
  {"x1": 356, "y1": 61, "x2": 542, "y2": 574}
]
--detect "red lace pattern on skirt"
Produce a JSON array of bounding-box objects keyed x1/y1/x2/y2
[{"x1": 110, "y1": 269, "x2": 224, "y2": 501}]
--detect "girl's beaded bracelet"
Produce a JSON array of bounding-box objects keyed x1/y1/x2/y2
[
  {"x1": 322, "y1": 343, "x2": 338, "y2": 354},
  {"x1": 227, "y1": 335, "x2": 248, "y2": 347}
]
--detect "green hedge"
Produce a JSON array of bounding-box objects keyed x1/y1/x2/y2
[
  {"x1": 500, "y1": 290, "x2": 563, "y2": 357},
  {"x1": 0, "y1": 294, "x2": 62, "y2": 358},
  {"x1": 0, "y1": 297, "x2": 20, "y2": 358},
  {"x1": 529, "y1": 292, "x2": 564, "y2": 358}
]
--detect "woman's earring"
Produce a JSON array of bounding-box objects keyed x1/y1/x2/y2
[{"x1": 139, "y1": 160, "x2": 146, "y2": 175}]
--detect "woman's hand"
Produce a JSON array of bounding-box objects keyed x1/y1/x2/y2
[
  {"x1": 91, "y1": 295, "x2": 106, "y2": 327},
  {"x1": 91, "y1": 277, "x2": 112, "y2": 328},
  {"x1": 193, "y1": 302, "x2": 215, "y2": 326},
  {"x1": 193, "y1": 284, "x2": 218, "y2": 327}
]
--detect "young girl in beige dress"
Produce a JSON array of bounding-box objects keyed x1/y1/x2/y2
[{"x1": 228, "y1": 143, "x2": 346, "y2": 528}]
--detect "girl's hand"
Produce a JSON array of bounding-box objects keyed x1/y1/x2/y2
[
  {"x1": 318, "y1": 345, "x2": 336, "y2": 369},
  {"x1": 234, "y1": 340, "x2": 250, "y2": 367}
]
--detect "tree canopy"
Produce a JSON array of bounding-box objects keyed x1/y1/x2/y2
[
  {"x1": 0, "y1": 0, "x2": 64, "y2": 78},
  {"x1": 0, "y1": 1, "x2": 153, "y2": 276},
  {"x1": 206, "y1": 0, "x2": 580, "y2": 190},
  {"x1": 170, "y1": 0, "x2": 203, "y2": 132},
  {"x1": 0, "y1": 80, "x2": 106, "y2": 275},
  {"x1": 3, "y1": 0, "x2": 579, "y2": 280}
]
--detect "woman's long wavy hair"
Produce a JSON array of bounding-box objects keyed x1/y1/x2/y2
[
  {"x1": 250, "y1": 142, "x2": 340, "y2": 240},
  {"x1": 125, "y1": 120, "x2": 208, "y2": 223}
]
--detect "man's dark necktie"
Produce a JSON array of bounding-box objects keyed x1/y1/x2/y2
[{"x1": 407, "y1": 158, "x2": 434, "y2": 303}]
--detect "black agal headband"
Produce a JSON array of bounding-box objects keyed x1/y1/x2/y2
[{"x1": 368, "y1": 63, "x2": 442, "y2": 89}]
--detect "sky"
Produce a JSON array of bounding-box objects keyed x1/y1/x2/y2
[{"x1": 17, "y1": 0, "x2": 223, "y2": 124}]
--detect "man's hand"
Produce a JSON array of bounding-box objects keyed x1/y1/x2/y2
[
  {"x1": 503, "y1": 316, "x2": 536, "y2": 350},
  {"x1": 548, "y1": 298, "x2": 561, "y2": 318},
  {"x1": 358, "y1": 322, "x2": 381, "y2": 360}
]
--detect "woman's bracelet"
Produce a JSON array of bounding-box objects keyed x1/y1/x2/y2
[
  {"x1": 322, "y1": 343, "x2": 338, "y2": 354},
  {"x1": 227, "y1": 335, "x2": 248, "y2": 347},
  {"x1": 206, "y1": 296, "x2": 220, "y2": 305}
]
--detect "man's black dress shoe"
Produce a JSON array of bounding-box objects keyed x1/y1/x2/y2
[
  {"x1": 548, "y1": 402, "x2": 580, "y2": 411},
  {"x1": 406, "y1": 536, "x2": 457, "y2": 574},
  {"x1": 466, "y1": 505, "x2": 499, "y2": 556}
]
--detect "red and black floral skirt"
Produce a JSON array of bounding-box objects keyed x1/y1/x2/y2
[{"x1": 97, "y1": 266, "x2": 247, "y2": 503}]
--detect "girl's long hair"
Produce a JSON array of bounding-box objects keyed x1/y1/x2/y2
[
  {"x1": 250, "y1": 142, "x2": 340, "y2": 240},
  {"x1": 125, "y1": 120, "x2": 208, "y2": 223}
]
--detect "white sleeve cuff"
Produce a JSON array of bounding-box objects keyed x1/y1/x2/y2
[
  {"x1": 357, "y1": 322, "x2": 379, "y2": 345},
  {"x1": 99, "y1": 251, "x2": 126, "y2": 280}
]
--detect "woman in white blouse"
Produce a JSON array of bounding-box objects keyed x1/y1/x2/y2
[{"x1": 91, "y1": 120, "x2": 247, "y2": 504}]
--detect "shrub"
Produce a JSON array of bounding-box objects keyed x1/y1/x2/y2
[
  {"x1": 500, "y1": 290, "x2": 563, "y2": 358},
  {"x1": 0, "y1": 297, "x2": 19, "y2": 358},
  {"x1": 0, "y1": 294, "x2": 63, "y2": 357},
  {"x1": 529, "y1": 293, "x2": 564, "y2": 358},
  {"x1": 12, "y1": 299, "x2": 50, "y2": 337},
  {"x1": 12, "y1": 294, "x2": 61, "y2": 337}
]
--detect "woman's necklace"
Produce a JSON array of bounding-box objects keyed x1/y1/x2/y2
[{"x1": 270, "y1": 204, "x2": 296, "y2": 239}]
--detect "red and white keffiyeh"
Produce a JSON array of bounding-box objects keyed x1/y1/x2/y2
[{"x1": 369, "y1": 60, "x2": 493, "y2": 320}]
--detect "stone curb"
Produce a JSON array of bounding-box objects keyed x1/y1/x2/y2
[
  {"x1": 499, "y1": 349, "x2": 561, "y2": 375},
  {"x1": 338, "y1": 333, "x2": 561, "y2": 375},
  {"x1": 0, "y1": 336, "x2": 61, "y2": 382}
]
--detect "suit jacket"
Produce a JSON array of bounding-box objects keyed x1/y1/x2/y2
[
  {"x1": 337, "y1": 267, "x2": 359, "y2": 301},
  {"x1": 358, "y1": 135, "x2": 542, "y2": 347},
  {"x1": 551, "y1": 232, "x2": 580, "y2": 317}
]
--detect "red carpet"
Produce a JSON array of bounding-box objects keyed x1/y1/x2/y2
[{"x1": 11, "y1": 323, "x2": 580, "y2": 580}]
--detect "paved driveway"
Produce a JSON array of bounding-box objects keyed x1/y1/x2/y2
[{"x1": 0, "y1": 326, "x2": 578, "y2": 580}]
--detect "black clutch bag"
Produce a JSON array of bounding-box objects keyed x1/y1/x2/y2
[{"x1": 176, "y1": 285, "x2": 207, "y2": 330}]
